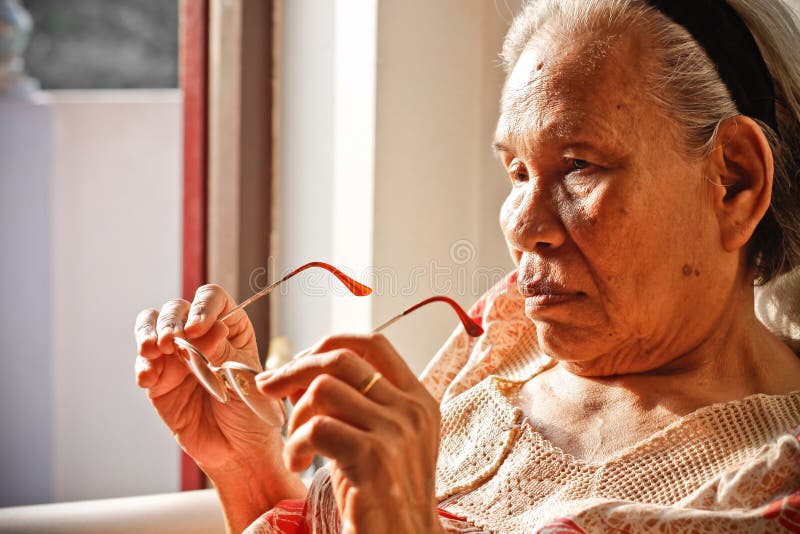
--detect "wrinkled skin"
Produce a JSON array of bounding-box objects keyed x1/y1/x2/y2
[
  {"x1": 256, "y1": 335, "x2": 443, "y2": 534},
  {"x1": 135, "y1": 285, "x2": 305, "y2": 533},
  {"x1": 136, "y1": 286, "x2": 442, "y2": 534},
  {"x1": 495, "y1": 27, "x2": 800, "y2": 462}
]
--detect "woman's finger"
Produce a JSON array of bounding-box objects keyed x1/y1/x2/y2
[
  {"x1": 141, "y1": 355, "x2": 192, "y2": 398},
  {"x1": 135, "y1": 353, "x2": 191, "y2": 397},
  {"x1": 184, "y1": 284, "x2": 235, "y2": 338},
  {"x1": 182, "y1": 319, "x2": 230, "y2": 365},
  {"x1": 135, "y1": 354, "x2": 162, "y2": 388},
  {"x1": 135, "y1": 309, "x2": 161, "y2": 359},
  {"x1": 156, "y1": 298, "x2": 191, "y2": 353},
  {"x1": 287, "y1": 374, "x2": 392, "y2": 437},
  {"x1": 302, "y1": 333, "x2": 417, "y2": 391},
  {"x1": 256, "y1": 349, "x2": 396, "y2": 404},
  {"x1": 283, "y1": 415, "x2": 375, "y2": 479}
]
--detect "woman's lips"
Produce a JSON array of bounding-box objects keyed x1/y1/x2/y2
[
  {"x1": 518, "y1": 280, "x2": 584, "y2": 311},
  {"x1": 525, "y1": 293, "x2": 579, "y2": 307}
]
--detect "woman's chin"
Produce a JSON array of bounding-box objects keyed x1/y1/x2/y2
[
  {"x1": 528, "y1": 313, "x2": 618, "y2": 367},
  {"x1": 524, "y1": 295, "x2": 601, "y2": 339},
  {"x1": 534, "y1": 324, "x2": 664, "y2": 377},
  {"x1": 533, "y1": 323, "x2": 590, "y2": 359}
]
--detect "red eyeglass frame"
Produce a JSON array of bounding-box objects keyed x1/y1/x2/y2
[{"x1": 173, "y1": 261, "x2": 483, "y2": 428}]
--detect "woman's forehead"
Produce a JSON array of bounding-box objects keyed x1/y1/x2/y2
[
  {"x1": 496, "y1": 32, "x2": 649, "y2": 156},
  {"x1": 494, "y1": 107, "x2": 629, "y2": 158}
]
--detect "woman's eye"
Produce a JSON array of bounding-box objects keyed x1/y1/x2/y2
[
  {"x1": 508, "y1": 163, "x2": 528, "y2": 184},
  {"x1": 571, "y1": 159, "x2": 590, "y2": 171}
]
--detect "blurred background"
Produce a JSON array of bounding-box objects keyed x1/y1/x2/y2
[
  {"x1": 24, "y1": 0, "x2": 178, "y2": 89},
  {"x1": 0, "y1": 0, "x2": 519, "y2": 508}
]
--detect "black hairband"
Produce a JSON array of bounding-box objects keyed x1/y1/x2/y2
[{"x1": 645, "y1": 0, "x2": 778, "y2": 134}]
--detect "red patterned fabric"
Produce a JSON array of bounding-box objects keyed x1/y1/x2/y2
[
  {"x1": 764, "y1": 491, "x2": 800, "y2": 533},
  {"x1": 258, "y1": 499, "x2": 309, "y2": 533},
  {"x1": 255, "y1": 502, "x2": 468, "y2": 533}
]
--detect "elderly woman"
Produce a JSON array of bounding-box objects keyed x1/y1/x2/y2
[{"x1": 135, "y1": 0, "x2": 800, "y2": 532}]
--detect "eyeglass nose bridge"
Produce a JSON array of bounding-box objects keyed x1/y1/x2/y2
[
  {"x1": 220, "y1": 361, "x2": 288, "y2": 426},
  {"x1": 173, "y1": 337, "x2": 287, "y2": 427},
  {"x1": 219, "y1": 361, "x2": 260, "y2": 395}
]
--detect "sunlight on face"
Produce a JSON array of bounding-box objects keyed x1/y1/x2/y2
[{"x1": 496, "y1": 29, "x2": 737, "y2": 374}]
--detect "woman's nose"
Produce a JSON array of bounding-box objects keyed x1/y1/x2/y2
[{"x1": 504, "y1": 187, "x2": 566, "y2": 252}]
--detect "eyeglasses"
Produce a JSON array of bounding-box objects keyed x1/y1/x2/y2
[{"x1": 173, "y1": 261, "x2": 483, "y2": 428}]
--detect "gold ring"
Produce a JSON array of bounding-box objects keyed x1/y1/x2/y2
[{"x1": 357, "y1": 372, "x2": 383, "y2": 396}]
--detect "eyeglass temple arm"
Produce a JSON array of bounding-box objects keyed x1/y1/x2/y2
[
  {"x1": 372, "y1": 295, "x2": 484, "y2": 337},
  {"x1": 220, "y1": 261, "x2": 372, "y2": 322}
]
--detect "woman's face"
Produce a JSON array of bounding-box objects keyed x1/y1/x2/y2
[{"x1": 497, "y1": 29, "x2": 738, "y2": 374}]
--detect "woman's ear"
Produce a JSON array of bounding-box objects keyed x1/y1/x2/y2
[{"x1": 707, "y1": 116, "x2": 773, "y2": 252}]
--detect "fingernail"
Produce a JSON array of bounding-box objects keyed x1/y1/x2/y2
[{"x1": 185, "y1": 313, "x2": 203, "y2": 327}]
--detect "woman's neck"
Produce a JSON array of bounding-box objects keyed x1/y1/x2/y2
[
  {"x1": 523, "y1": 284, "x2": 797, "y2": 454},
  {"x1": 520, "y1": 308, "x2": 799, "y2": 463}
]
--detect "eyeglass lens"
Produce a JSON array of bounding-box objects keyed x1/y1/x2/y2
[
  {"x1": 222, "y1": 362, "x2": 287, "y2": 427},
  {"x1": 174, "y1": 337, "x2": 229, "y2": 403}
]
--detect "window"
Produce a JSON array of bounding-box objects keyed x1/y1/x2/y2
[{"x1": 23, "y1": 0, "x2": 178, "y2": 89}]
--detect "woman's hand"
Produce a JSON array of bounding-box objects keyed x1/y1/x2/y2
[
  {"x1": 134, "y1": 285, "x2": 305, "y2": 532},
  {"x1": 256, "y1": 333, "x2": 444, "y2": 534}
]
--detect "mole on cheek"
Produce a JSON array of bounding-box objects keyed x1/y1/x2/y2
[
  {"x1": 536, "y1": 62, "x2": 544, "y2": 71},
  {"x1": 682, "y1": 264, "x2": 693, "y2": 277},
  {"x1": 694, "y1": 269, "x2": 701, "y2": 277}
]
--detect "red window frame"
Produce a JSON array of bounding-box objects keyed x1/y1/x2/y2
[{"x1": 179, "y1": 0, "x2": 209, "y2": 491}]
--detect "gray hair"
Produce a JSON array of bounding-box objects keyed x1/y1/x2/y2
[{"x1": 502, "y1": 0, "x2": 800, "y2": 284}]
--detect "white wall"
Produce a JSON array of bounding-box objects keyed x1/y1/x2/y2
[
  {"x1": 272, "y1": 0, "x2": 338, "y2": 355},
  {"x1": 0, "y1": 89, "x2": 182, "y2": 505},
  {"x1": 276, "y1": 0, "x2": 519, "y2": 373},
  {"x1": 0, "y1": 91, "x2": 53, "y2": 507},
  {"x1": 49, "y1": 91, "x2": 182, "y2": 502}
]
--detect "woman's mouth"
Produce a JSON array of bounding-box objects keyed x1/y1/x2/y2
[
  {"x1": 518, "y1": 279, "x2": 585, "y2": 311},
  {"x1": 526, "y1": 292, "x2": 579, "y2": 306}
]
